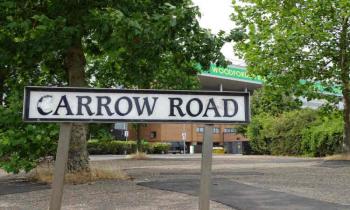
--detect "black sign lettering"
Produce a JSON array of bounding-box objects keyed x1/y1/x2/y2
[
  {"x1": 133, "y1": 97, "x2": 158, "y2": 116},
  {"x1": 96, "y1": 96, "x2": 114, "y2": 116},
  {"x1": 223, "y1": 99, "x2": 238, "y2": 117},
  {"x1": 169, "y1": 97, "x2": 186, "y2": 117},
  {"x1": 115, "y1": 97, "x2": 132, "y2": 116},
  {"x1": 203, "y1": 98, "x2": 221, "y2": 117},
  {"x1": 186, "y1": 98, "x2": 203, "y2": 117},
  {"x1": 37, "y1": 95, "x2": 53, "y2": 115},
  {"x1": 77, "y1": 96, "x2": 94, "y2": 116},
  {"x1": 53, "y1": 95, "x2": 73, "y2": 115}
]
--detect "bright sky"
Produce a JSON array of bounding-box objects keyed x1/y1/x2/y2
[{"x1": 192, "y1": 0, "x2": 246, "y2": 66}]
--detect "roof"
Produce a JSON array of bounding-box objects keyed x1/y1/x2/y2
[{"x1": 198, "y1": 64, "x2": 262, "y2": 92}]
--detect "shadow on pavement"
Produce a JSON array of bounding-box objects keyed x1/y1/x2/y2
[
  {"x1": 138, "y1": 178, "x2": 350, "y2": 210},
  {"x1": 0, "y1": 178, "x2": 49, "y2": 195},
  {"x1": 318, "y1": 160, "x2": 350, "y2": 168}
]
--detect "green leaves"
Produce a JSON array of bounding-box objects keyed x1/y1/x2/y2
[
  {"x1": 301, "y1": 115, "x2": 343, "y2": 156},
  {"x1": 232, "y1": 0, "x2": 349, "y2": 98},
  {"x1": 251, "y1": 87, "x2": 302, "y2": 116},
  {"x1": 232, "y1": 0, "x2": 350, "y2": 152},
  {"x1": 247, "y1": 109, "x2": 342, "y2": 156},
  {"x1": 0, "y1": 0, "x2": 228, "y2": 173},
  {"x1": 0, "y1": 90, "x2": 59, "y2": 173}
]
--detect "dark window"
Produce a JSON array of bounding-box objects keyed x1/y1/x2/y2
[
  {"x1": 196, "y1": 127, "x2": 204, "y2": 133},
  {"x1": 150, "y1": 131, "x2": 157, "y2": 138},
  {"x1": 213, "y1": 127, "x2": 220, "y2": 134},
  {"x1": 224, "y1": 128, "x2": 237, "y2": 133}
]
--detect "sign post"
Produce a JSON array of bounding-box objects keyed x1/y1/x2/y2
[
  {"x1": 199, "y1": 124, "x2": 213, "y2": 210},
  {"x1": 23, "y1": 86, "x2": 249, "y2": 210},
  {"x1": 182, "y1": 131, "x2": 186, "y2": 154},
  {"x1": 49, "y1": 123, "x2": 72, "y2": 210}
]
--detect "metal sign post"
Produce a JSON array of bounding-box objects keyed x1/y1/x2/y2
[
  {"x1": 199, "y1": 124, "x2": 213, "y2": 210},
  {"x1": 182, "y1": 131, "x2": 186, "y2": 154},
  {"x1": 49, "y1": 123, "x2": 72, "y2": 210}
]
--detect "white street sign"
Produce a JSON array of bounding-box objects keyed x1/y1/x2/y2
[
  {"x1": 182, "y1": 132, "x2": 186, "y2": 140},
  {"x1": 23, "y1": 87, "x2": 250, "y2": 123}
]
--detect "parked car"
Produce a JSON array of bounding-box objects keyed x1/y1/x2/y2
[{"x1": 168, "y1": 142, "x2": 186, "y2": 154}]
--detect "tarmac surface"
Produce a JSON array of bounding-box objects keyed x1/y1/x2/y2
[{"x1": 1, "y1": 154, "x2": 350, "y2": 210}]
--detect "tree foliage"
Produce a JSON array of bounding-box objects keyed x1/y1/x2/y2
[
  {"x1": 0, "y1": 90, "x2": 59, "y2": 173},
  {"x1": 251, "y1": 86, "x2": 302, "y2": 116},
  {"x1": 0, "y1": 0, "x2": 227, "y2": 173},
  {"x1": 247, "y1": 109, "x2": 343, "y2": 156},
  {"x1": 232, "y1": 0, "x2": 350, "y2": 151},
  {"x1": 302, "y1": 114, "x2": 343, "y2": 156}
]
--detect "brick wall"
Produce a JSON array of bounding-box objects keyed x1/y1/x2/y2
[{"x1": 128, "y1": 123, "x2": 247, "y2": 143}]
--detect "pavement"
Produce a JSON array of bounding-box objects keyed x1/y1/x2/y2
[
  {"x1": 1, "y1": 155, "x2": 350, "y2": 210},
  {"x1": 140, "y1": 178, "x2": 348, "y2": 210}
]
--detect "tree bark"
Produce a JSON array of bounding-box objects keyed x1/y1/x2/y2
[
  {"x1": 342, "y1": 88, "x2": 350, "y2": 153},
  {"x1": 65, "y1": 41, "x2": 90, "y2": 172},
  {"x1": 339, "y1": 17, "x2": 350, "y2": 153},
  {"x1": 0, "y1": 71, "x2": 5, "y2": 106},
  {"x1": 136, "y1": 124, "x2": 142, "y2": 153}
]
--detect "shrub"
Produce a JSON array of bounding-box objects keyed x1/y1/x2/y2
[
  {"x1": 268, "y1": 109, "x2": 319, "y2": 155},
  {"x1": 247, "y1": 109, "x2": 320, "y2": 155},
  {"x1": 302, "y1": 116, "x2": 343, "y2": 156},
  {"x1": 247, "y1": 109, "x2": 345, "y2": 157},
  {"x1": 0, "y1": 92, "x2": 59, "y2": 173},
  {"x1": 87, "y1": 140, "x2": 169, "y2": 155},
  {"x1": 246, "y1": 113, "x2": 274, "y2": 154},
  {"x1": 151, "y1": 143, "x2": 170, "y2": 154}
]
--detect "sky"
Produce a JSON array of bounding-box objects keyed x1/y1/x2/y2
[{"x1": 191, "y1": 0, "x2": 246, "y2": 66}]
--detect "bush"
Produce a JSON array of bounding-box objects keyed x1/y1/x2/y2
[
  {"x1": 247, "y1": 109, "x2": 320, "y2": 155},
  {"x1": 302, "y1": 116, "x2": 343, "y2": 156},
  {"x1": 268, "y1": 109, "x2": 319, "y2": 155},
  {"x1": 0, "y1": 91, "x2": 59, "y2": 173},
  {"x1": 87, "y1": 140, "x2": 169, "y2": 155},
  {"x1": 151, "y1": 143, "x2": 170, "y2": 154},
  {"x1": 246, "y1": 113, "x2": 274, "y2": 155},
  {"x1": 247, "y1": 109, "x2": 344, "y2": 157}
]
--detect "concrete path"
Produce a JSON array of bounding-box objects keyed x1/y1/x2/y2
[{"x1": 139, "y1": 178, "x2": 350, "y2": 210}]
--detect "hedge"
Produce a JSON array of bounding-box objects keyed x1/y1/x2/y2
[
  {"x1": 247, "y1": 109, "x2": 343, "y2": 157},
  {"x1": 301, "y1": 116, "x2": 343, "y2": 156},
  {"x1": 87, "y1": 140, "x2": 170, "y2": 155}
]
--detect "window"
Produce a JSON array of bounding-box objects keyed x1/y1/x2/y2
[
  {"x1": 212, "y1": 127, "x2": 220, "y2": 134},
  {"x1": 196, "y1": 127, "x2": 204, "y2": 133},
  {"x1": 224, "y1": 128, "x2": 237, "y2": 133},
  {"x1": 150, "y1": 131, "x2": 157, "y2": 138}
]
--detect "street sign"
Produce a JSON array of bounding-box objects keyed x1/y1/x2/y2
[
  {"x1": 23, "y1": 87, "x2": 250, "y2": 123},
  {"x1": 23, "y1": 86, "x2": 250, "y2": 210},
  {"x1": 114, "y1": 122, "x2": 128, "y2": 130},
  {"x1": 181, "y1": 132, "x2": 186, "y2": 140},
  {"x1": 124, "y1": 130, "x2": 129, "y2": 138}
]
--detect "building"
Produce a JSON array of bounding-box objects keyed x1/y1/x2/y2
[
  {"x1": 122, "y1": 64, "x2": 262, "y2": 154},
  {"x1": 128, "y1": 123, "x2": 248, "y2": 154},
  {"x1": 119, "y1": 64, "x2": 342, "y2": 154}
]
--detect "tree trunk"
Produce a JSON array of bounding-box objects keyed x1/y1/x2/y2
[
  {"x1": 342, "y1": 88, "x2": 350, "y2": 153},
  {"x1": 65, "y1": 41, "x2": 90, "y2": 172},
  {"x1": 136, "y1": 124, "x2": 142, "y2": 153},
  {"x1": 135, "y1": 83, "x2": 150, "y2": 154},
  {"x1": 339, "y1": 17, "x2": 350, "y2": 153},
  {"x1": 0, "y1": 70, "x2": 6, "y2": 106}
]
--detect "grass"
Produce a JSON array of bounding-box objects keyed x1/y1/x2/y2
[
  {"x1": 126, "y1": 152, "x2": 149, "y2": 160},
  {"x1": 28, "y1": 160, "x2": 129, "y2": 184},
  {"x1": 324, "y1": 153, "x2": 350, "y2": 161}
]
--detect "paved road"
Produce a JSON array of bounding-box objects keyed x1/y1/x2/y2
[
  {"x1": 121, "y1": 155, "x2": 350, "y2": 209},
  {"x1": 1, "y1": 155, "x2": 350, "y2": 210},
  {"x1": 140, "y1": 178, "x2": 349, "y2": 210}
]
